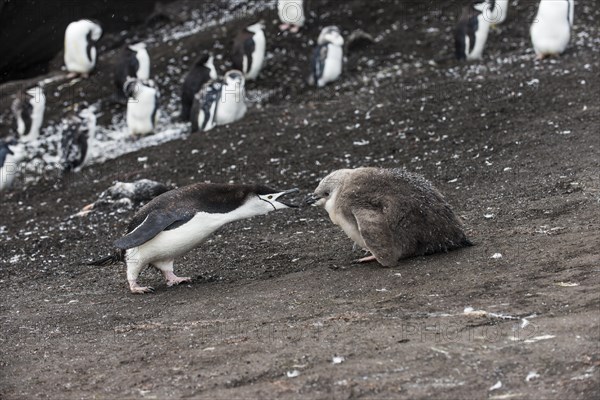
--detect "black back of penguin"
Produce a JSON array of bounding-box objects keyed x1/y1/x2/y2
[
  {"x1": 114, "y1": 47, "x2": 140, "y2": 99},
  {"x1": 231, "y1": 28, "x2": 255, "y2": 74},
  {"x1": 181, "y1": 54, "x2": 214, "y2": 122}
]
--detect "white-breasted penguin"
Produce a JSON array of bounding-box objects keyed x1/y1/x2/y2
[
  {"x1": 88, "y1": 183, "x2": 299, "y2": 293},
  {"x1": 531, "y1": 0, "x2": 574, "y2": 60},
  {"x1": 455, "y1": 0, "x2": 492, "y2": 60},
  {"x1": 232, "y1": 22, "x2": 266, "y2": 81},
  {"x1": 181, "y1": 53, "x2": 217, "y2": 122},
  {"x1": 64, "y1": 19, "x2": 103, "y2": 77},
  {"x1": 306, "y1": 168, "x2": 472, "y2": 266},
  {"x1": 308, "y1": 26, "x2": 344, "y2": 87},
  {"x1": 0, "y1": 138, "x2": 25, "y2": 192},
  {"x1": 124, "y1": 78, "x2": 160, "y2": 136},
  {"x1": 61, "y1": 106, "x2": 97, "y2": 172},
  {"x1": 278, "y1": 0, "x2": 305, "y2": 33},
  {"x1": 11, "y1": 87, "x2": 46, "y2": 142},
  {"x1": 114, "y1": 42, "x2": 151, "y2": 100},
  {"x1": 190, "y1": 70, "x2": 247, "y2": 132}
]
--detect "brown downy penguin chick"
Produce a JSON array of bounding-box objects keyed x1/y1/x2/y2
[{"x1": 306, "y1": 168, "x2": 472, "y2": 266}]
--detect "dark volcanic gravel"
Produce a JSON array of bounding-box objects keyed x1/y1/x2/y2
[{"x1": 1, "y1": 1, "x2": 599, "y2": 399}]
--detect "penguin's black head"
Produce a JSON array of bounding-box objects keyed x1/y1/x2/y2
[
  {"x1": 255, "y1": 186, "x2": 300, "y2": 209},
  {"x1": 197, "y1": 53, "x2": 210, "y2": 65}
]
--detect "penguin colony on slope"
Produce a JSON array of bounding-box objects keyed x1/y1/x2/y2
[
  {"x1": 0, "y1": 1, "x2": 578, "y2": 293},
  {"x1": 1, "y1": 0, "x2": 575, "y2": 192}
]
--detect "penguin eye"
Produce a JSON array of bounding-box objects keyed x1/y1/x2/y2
[
  {"x1": 324, "y1": 192, "x2": 330, "y2": 197},
  {"x1": 267, "y1": 195, "x2": 273, "y2": 200}
]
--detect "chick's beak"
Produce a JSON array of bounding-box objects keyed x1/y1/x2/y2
[{"x1": 304, "y1": 193, "x2": 320, "y2": 206}]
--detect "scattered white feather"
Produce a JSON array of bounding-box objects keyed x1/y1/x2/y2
[
  {"x1": 286, "y1": 370, "x2": 300, "y2": 378},
  {"x1": 525, "y1": 371, "x2": 539, "y2": 382}
]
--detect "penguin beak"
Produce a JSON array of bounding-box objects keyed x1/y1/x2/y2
[{"x1": 273, "y1": 188, "x2": 300, "y2": 208}]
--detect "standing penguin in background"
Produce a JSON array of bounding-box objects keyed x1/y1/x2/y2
[
  {"x1": 114, "y1": 42, "x2": 151, "y2": 101},
  {"x1": 61, "y1": 106, "x2": 97, "y2": 172},
  {"x1": 232, "y1": 22, "x2": 266, "y2": 81},
  {"x1": 181, "y1": 53, "x2": 217, "y2": 122},
  {"x1": 278, "y1": 0, "x2": 305, "y2": 33},
  {"x1": 0, "y1": 138, "x2": 25, "y2": 192},
  {"x1": 531, "y1": 0, "x2": 574, "y2": 60},
  {"x1": 88, "y1": 183, "x2": 299, "y2": 293},
  {"x1": 64, "y1": 19, "x2": 103, "y2": 77},
  {"x1": 11, "y1": 86, "x2": 46, "y2": 142},
  {"x1": 191, "y1": 70, "x2": 247, "y2": 132},
  {"x1": 455, "y1": 0, "x2": 492, "y2": 60},
  {"x1": 308, "y1": 26, "x2": 344, "y2": 87},
  {"x1": 306, "y1": 168, "x2": 472, "y2": 266},
  {"x1": 124, "y1": 78, "x2": 160, "y2": 136}
]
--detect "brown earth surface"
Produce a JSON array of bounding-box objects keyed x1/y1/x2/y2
[{"x1": 0, "y1": 1, "x2": 599, "y2": 399}]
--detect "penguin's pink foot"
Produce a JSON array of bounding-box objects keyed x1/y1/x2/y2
[
  {"x1": 353, "y1": 255, "x2": 377, "y2": 264},
  {"x1": 163, "y1": 271, "x2": 192, "y2": 287},
  {"x1": 290, "y1": 25, "x2": 301, "y2": 33},
  {"x1": 67, "y1": 72, "x2": 79, "y2": 79},
  {"x1": 128, "y1": 280, "x2": 154, "y2": 294},
  {"x1": 279, "y1": 23, "x2": 290, "y2": 31}
]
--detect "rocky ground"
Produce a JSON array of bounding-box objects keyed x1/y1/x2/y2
[{"x1": 0, "y1": 0, "x2": 599, "y2": 399}]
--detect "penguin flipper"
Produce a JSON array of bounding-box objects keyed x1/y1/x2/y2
[
  {"x1": 114, "y1": 210, "x2": 194, "y2": 249},
  {"x1": 467, "y1": 14, "x2": 478, "y2": 54},
  {"x1": 312, "y1": 44, "x2": 328, "y2": 85},
  {"x1": 352, "y1": 208, "x2": 402, "y2": 267}
]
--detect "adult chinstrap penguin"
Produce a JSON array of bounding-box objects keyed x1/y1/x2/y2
[
  {"x1": 181, "y1": 53, "x2": 217, "y2": 122},
  {"x1": 306, "y1": 168, "x2": 472, "y2": 266},
  {"x1": 114, "y1": 42, "x2": 151, "y2": 100},
  {"x1": 308, "y1": 26, "x2": 344, "y2": 87},
  {"x1": 531, "y1": 0, "x2": 574, "y2": 59},
  {"x1": 455, "y1": 0, "x2": 491, "y2": 60},
  {"x1": 124, "y1": 78, "x2": 160, "y2": 136},
  {"x1": 232, "y1": 21, "x2": 266, "y2": 81},
  {"x1": 278, "y1": 0, "x2": 305, "y2": 33},
  {"x1": 191, "y1": 70, "x2": 247, "y2": 132},
  {"x1": 11, "y1": 86, "x2": 46, "y2": 142},
  {"x1": 60, "y1": 106, "x2": 96, "y2": 172},
  {"x1": 88, "y1": 183, "x2": 299, "y2": 293},
  {"x1": 64, "y1": 19, "x2": 103, "y2": 77}
]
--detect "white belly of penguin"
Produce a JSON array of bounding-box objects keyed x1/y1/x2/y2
[
  {"x1": 324, "y1": 196, "x2": 366, "y2": 249},
  {"x1": 132, "y1": 212, "x2": 231, "y2": 263},
  {"x1": 531, "y1": 9, "x2": 571, "y2": 55},
  {"x1": 215, "y1": 91, "x2": 247, "y2": 125},
  {"x1": 247, "y1": 33, "x2": 265, "y2": 80},
  {"x1": 319, "y1": 45, "x2": 343, "y2": 86}
]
